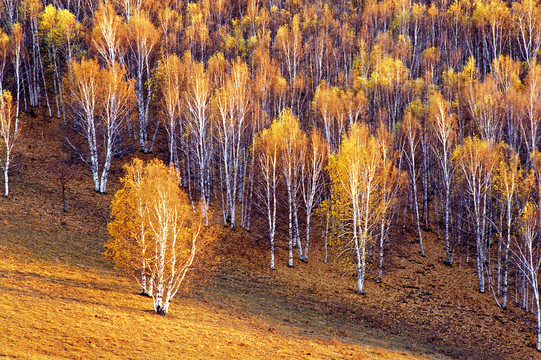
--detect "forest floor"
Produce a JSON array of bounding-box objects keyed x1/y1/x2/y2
[{"x1": 0, "y1": 111, "x2": 539, "y2": 359}]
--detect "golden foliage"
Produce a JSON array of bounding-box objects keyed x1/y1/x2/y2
[
  {"x1": 328, "y1": 122, "x2": 401, "y2": 272},
  {"x1": 106, "y1": 158, "x2": 215, "y2": 314}
]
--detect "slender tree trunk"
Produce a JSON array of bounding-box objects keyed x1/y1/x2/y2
[
  {"x1": 137, "y1": 71, "x2": 148, "y2": 153},
  {"x1": 244, "y1": 155, "x2": 254, "y2": 231},
  {"x1": 377, "y1": 208, "x2": 386, "y2": 282},
  {"x1": 304, "y1": 206, "x2": 312, "y2": 262},
  {"x1": 147, "y1": 277, "x2": 153, "y2": 296},
  {"x1": 475, "y1": 200, "x2": 485, "y2": 293},
  {"x1": 422, "y1": 143, "x2": 429, "y2": 230},
  {"x1": 358, "y1": 233, "x2": 367, "y2": 294},
  {"x1": 287, "y1": 182, "x2": 293, "y2": 267},
  {"x1": 293, "y1": 200, "x2": 302, "y2": 260},
  {"x1": 324, "y1": 207, "x2": 329, "y2": 263},
  {"x1": 412, "y1": 177, "x2": 425, "y2": 256},
  {"x1": 444, "y1": 179, "x2": 451, "y2": 264},
  {"x1": 49, "y1": 48, "x2": 61, "y2": 119},
  {"x1": 230, "y1": 150, "x2": 240, "y2": 230},
  {"x1": 88, "y1": 130, "x2": 100, "y2": 192},
  {"x1": 3, "y1": 160, "x2": 9, "y2": 197},
  {"x1": 502, "y1": 202, "x2": 512, "y2": 308},
  {"x1": 38, "y1": 45, "x2": 52, "y2": 117},
  {"x1": 535, "y1": 287, "x2": 541, "y2": 351},
  {"x1": 270, "y1": 178, "x2": 276, "y2": 269},
  {"x1": 61, "y1": 181, "x2": 67, "y2": 212},
  {"x1": 15, "y1": 61, "x2": 20, "y2": 127},
  {"x1": 99, "y1": 136, "x2": 113, "y2": 193},
  {"x1": 496, "y1": 209, "x2": 503, "y2": 295},
  {"x1": 353, "y1": 205, "x2": 363, "y2": 294}
]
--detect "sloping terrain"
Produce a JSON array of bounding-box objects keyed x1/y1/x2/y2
[{"x1": 0, "y1": 112, "x2": 539, "y2": 359}]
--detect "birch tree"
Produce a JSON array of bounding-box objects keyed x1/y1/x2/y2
[
  {"x1": 99, "y1": 63, "x2": 135, "y2": 193},
  {"x1": 155, "y1": 54, "x2": 184, "y2": 170},
  {"x1": 375, "y1": 123, "x2": 405, "y2": 282},
  {"x1": 301, "y1": 128, "x2": 327, "y2": 262},
  {"x1": 512, "y1": 0, "x2": 541, "y2": 65},
  {"x1": 21, "y1": 0, "x2": 46, "y2": 110},
  {"x1": 276, "y1": 109, "x2": 307, "y2": 266},
  {"x1": 254, "y1": 117, "x2": 280, "y2": 270},
  {"x1": 0, "y1": 30, "x2": 9, "y2": 94},
  {"x1": 275, "y1": 14, "x2": 303, "y2": 115},
  {"x1": 313, "y1": 80, "x2": 348, "y2": 153},
  {"x1": 368, "y1": 56, "x2": 412, "y2": 127},
  {"x1": 494, "y1": 145, "x2": 530, "y2": 308},
  {"x1": 514, "y1": 203, "x2": 541, "y2": 351},
  {"x1": 64, "y1": 58, "x2": 135, "y2": 193},
  {"x1": 400, "y1": 110, "x2": 425, "y2": 256},
  {"x1": 522, "y1": 60, "x2": 541, "y2": 156},
  {"x1": 0, "y1": 90, "x2": 17, "y2": 197},
  {"x1": 65, "y1": 58, "x2": 101, "y2": 192},
  {"x1": 185, "y1": 60, "x2": 212, "y2": 226},
  {"x1": 128, "y1": 13, "x2": 159, "y2": 153},
  {"x1": 11, "y1": 23, "x2": 23, "y2": 125},
  {"x1": 329, "y1": 123, "x2": 387, "y2": 294},
  {"x1": 452, "y1": 137, "x2": 500, "y2": 293},
  {"x1": 428, "y1": 91, "x2": 457, "y2": 264},
  {"x1": 467, "y1": 78, "x2": 503, "y2": 143},
  {"x1": 106, "y1": 158, "x2": 152, "y2": 296},
  {"x1": 106, "y1": 158, "x2": 214, "y2": 315},
  {"x1": 39, "y1": 6, "x2": 80, "y2": 120},
  {"x1": 91, "y1": 1, "x2": 127, "y2": 68},
  {"x1": 212, "y1": 58, "x2": 251, "y2": 229}
]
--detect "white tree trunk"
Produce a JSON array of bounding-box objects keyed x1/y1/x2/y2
[
  {"x1": 154, "y1": 280, "x2": 164, "y2": 314},
  {"x1": 502, "y1": 202, "x2": 512, "y2": 308},
  {"x1": 99, "y1": 135, "x2": 113, "y2": 193},
  {"x1": 412, "y1": 177, "x2": 424, "y2": 256},
  {"x1": 3, "y1": 161, "x2": 9, "y2": 197},
  {"x1": 287, "y1": 181, "x2": 294, "y2": 267},
  {"x1": 534, "y1": 285, "x2": 541, "y2": 351},
  {"x1": 88, "y1": 128, "x2": 100, "y2": 192},
  {"x1": 444, "y1": 177, "x2": 451, "y2": 264},
  {"x1": 304, "y1": 209, "x2": 312, "y2": 262}
]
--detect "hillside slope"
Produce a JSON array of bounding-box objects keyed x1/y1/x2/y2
[{"x1": 0, "y1": 112, "x2": 539, "y2": 359}]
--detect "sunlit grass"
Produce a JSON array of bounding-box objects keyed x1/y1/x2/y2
[{"x1": 0, "y1": 256, "x2": 428, "y2": 359}]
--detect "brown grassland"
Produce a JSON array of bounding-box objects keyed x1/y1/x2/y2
[{"x1": 0, "y1": 111, "x2": 540, "y2": 359}]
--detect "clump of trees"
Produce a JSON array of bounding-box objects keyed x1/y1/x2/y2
[
  {"x1": 328, "y1": 123, "x2": 403, "y2": 294},
  {"x1": 106, "y1": 158, "x2": 215, "y2": 315}
]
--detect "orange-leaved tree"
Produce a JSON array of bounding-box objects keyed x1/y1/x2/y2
[
  {"x1": 452, "y1": 136, "x2": 500, "y2": 293},
  {"x1": 0, "y1": 90, "x2": 17, "y2": 196},
  {"x1": 106, "y1": 158, "x2": 215, "y2": 315},
  {"x1": 494, "y1": 144, "x2": 532, "y2": 308},
  {"x1": 276, "y1": 109, "x2": 307, "y2": 266},
  {"x1": 64, "y1": 58, "x2": 135, "y2": 193},
  {"x1": 329, "y1": 122, "x2": 393, "y2": 294},
  {"x1": 514, "y1": 202, "x2": 541, "y2": 351}
]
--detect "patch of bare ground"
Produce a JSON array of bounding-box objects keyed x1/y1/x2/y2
[
  {"x1": 0, "y1": 111, "x2": 538, "y2": 359},
  {"x1": 213, "y1": 217, "x2": 540, "y2": 360}
]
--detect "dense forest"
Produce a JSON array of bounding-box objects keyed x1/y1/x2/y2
[{"x1": 2, "y1": 0, "x2": 541, "y2": 352}]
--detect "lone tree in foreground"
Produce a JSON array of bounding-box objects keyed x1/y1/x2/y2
[{"x1": 106, "y1": 158, "x2": 215, "y2": 315}]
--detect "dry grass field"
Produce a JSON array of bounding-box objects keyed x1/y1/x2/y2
[{"x1": 0, "y1": 111, "x2": 539, "y2": 359}]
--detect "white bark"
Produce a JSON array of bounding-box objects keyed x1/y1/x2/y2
[
  {"x1": 301, "y1": 131, "x2": 326, "y2": 262},
  {"x1": 213, "y1": 61, "x2": 250, "y2": 229},
  {"x1": 402, "y1": 118, "x2": 425, "y2": 256},
  {"x1": 3, "y1": 161, "x2": 8, "y2": 197},
  {"x1": 513, "y1": 209, "x2": 541, "y2": 351}
]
